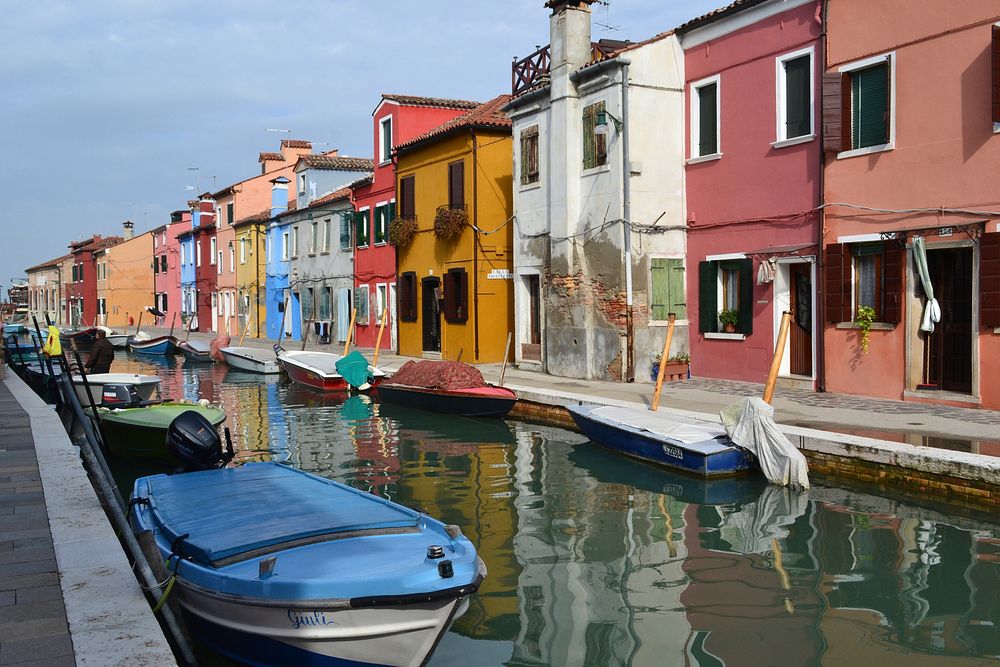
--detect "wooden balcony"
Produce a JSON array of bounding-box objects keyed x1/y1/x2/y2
[{"x1": 511, "y1": 40, "x2": 630, "y2": 95}]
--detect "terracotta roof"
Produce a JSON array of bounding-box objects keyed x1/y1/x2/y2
[
  {"x1": 258, "y1": 152, "x2": 283, "y2": 162},
  {"x1": 676, "y1": 0, "x2": 769, "y2": 33},
  {"x1": 308, "y1": 187, "x2": 352, "y2": 209},
  {"x1": 26, "y1": 253, "x2": 73, "y2": 273},
  {"x1": 349, "y1": 174, "x2": 373, "y2": 190},
  {"x1": 233, "y1": 210, "x2": 271, "y2": 228},
  {"x1": 281, "y1": 139, "x2": 312, "y2": 149},
  {"x1": 395, "y1": 94, "x2": 513, "y2": 153},
  {"x1": 381, "y1": 94, "x2": 480, "y2": 110},
  {"x1": 295, "y1": 155, "x2": 374, "y2": 172}
]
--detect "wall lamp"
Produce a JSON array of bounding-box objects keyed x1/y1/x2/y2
[{"x1": 594, "y1": 109, "x2": 623, "y2": 136}]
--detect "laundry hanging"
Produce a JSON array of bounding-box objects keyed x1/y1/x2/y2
[
  {"x1": 756, "y1": 258, "x2": 776, "y2": 285},
  {"x1": 912, "y1": 236, "x2": 941, "y2": 333}
]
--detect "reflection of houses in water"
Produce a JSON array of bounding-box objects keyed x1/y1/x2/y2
[{"x1": 508, "y1": 426, "x2": 693, "y2": 666}]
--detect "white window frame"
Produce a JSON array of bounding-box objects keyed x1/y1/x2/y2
[
  {"x1": 217, "y1": 251, "x2": 223, "y2": 274},
  {"x1": 180, "y1": 244, "x2": 186, "y2": 266},
  {"x1": 310, "y1": 220, "x2": 318, "y2": 254},
  {"x1": 290, "y1": 226, "x2": 298, "y2": 258},
  {"x1": 374, "y1": 202, "x2": 389, "y2": 246},
  {"x1": 837, "y1": 51, "x2": 896, "y2": 160},
  {"x1": 322, "y1": 218, "x2": 331, "y2": 252},
  {"x1": 210, "y1": 237, "x2": 217, "y2": 264},
  {"x1": 375, "y1": 283, "x2": 387, "y2": 323},
  {"x1": 281, "y1": 231, "x2": 289, "y2": 261},
  {"x1": 379, "y1": 116, "x2": 393, "y2": 164},
  {"x1": 688, "y1": 74, "x2": 722, "y2": 163},
  {"x1": 240, "y1": 237, "x2": 247, "y2": 264},
  {"x1": 196, "y1": 239, "x2": 202, "y2": 267},
  {"x1": 298, "y1": 173, "x2": 306, "y2": 195},
  {"x1": 216, "y1": 207, "x2": 223, "y2": 227},
  {"x1": 356, "y1": 284, "x2": 370, "y2": 324},
  {"x1": 229, "y1": 244, "x2": 234, "y2": 272},
  {"x1": 774, "y1": 46, "x2": 815, "y2": 147},
  {"x1": 357, "y1": 206, "x2": 370, "y2": 248}
]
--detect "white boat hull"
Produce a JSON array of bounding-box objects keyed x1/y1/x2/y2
[
  {"x1": 177, "y1": 581, "x2": 469, "y2": 667},
  {"x1": 71, "y1": 373, "x2": 161, "y2": 407},
  {"x1": 106, "y1": 334, "x2": 129, "y2": 348},
  {"x1": 220, "y1": 347, "x2": 281, "y2": 374}
]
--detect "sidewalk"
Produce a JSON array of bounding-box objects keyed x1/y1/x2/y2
[{"x1": 164, "y1": 327, "x2": 1000, "y2": 451}]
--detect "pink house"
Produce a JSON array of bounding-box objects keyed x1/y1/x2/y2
[
  {"x1": 679, "y1": 0, "x2": 823, "y2": 387},
  {"x1": 821, "y1": 0, "x2": 1000, "y2": 410},
  {"x1": 152, "y1": 210, "x2": 189, "y2": 328}
]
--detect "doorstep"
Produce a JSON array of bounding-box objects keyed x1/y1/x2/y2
[
  {"x1": 776, "y1": 374, "x2": 815, "y2": 391},
  {"x1": 903, "y1": 389, "x2": 981, "y2": 409}
]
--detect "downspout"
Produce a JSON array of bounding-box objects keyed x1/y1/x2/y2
[
  {"x1": 256, "y1": 222, "x2": 262, "y2": 338},
  {"x1": 816, "y1": 0, "x2": 828, "y2": 392},
  {"x1": 472, "y1": 129, "x2": 480, "y2": 360},
  {"x1": 622, "y1": 61, "x2": 633, "y2": 382}
]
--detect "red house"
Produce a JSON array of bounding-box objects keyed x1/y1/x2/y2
[
  {"x1": 350, "y1": 94, "x2": 479, "y2": 350},
  {"x1": 679, "y1": 0, "x2": 823, "y2": 388},
  {"x1": 193, "y1": 196, "x2": 218, "y2": 332},
  {"x1": 65, "y1": 234, "x2": 122, "y2": 327}
]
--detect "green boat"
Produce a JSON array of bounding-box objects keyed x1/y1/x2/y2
[{"x1": 99, "y1": 403, "x2": 226, "y2": 462}]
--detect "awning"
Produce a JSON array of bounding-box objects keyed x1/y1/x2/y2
[
  {"x1": 745, "y1": 243, "x2": 817, "y2": 262},
  {"x1": 877, "y1": 221, "x2": 985, "y2": 244}
]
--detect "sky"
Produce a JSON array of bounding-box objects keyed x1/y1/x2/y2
[{"x1": 1, "y1": 0, "x2": 724, "y2": 296}]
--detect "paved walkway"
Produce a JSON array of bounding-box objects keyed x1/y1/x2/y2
[{"x1": 0, "y1": 378, "x2": 74, "y2": 666}]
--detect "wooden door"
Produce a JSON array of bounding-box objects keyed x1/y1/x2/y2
[
  {"x1": 927, "y1": 248, "x2": 972, "y2": 393},
  {"x1": 789, "y1": 263, "x2": 813, "y2": 376},
  {"x1": 421, "y1": 278, "x2": 441, "y2": 352}
]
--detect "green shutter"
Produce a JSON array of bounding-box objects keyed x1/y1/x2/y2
[
  {"x1": 340, "y1": 213, "x2": 351, "y2": 250},
  {"x1": 583, "y1": 104, "x2": 595, "y2": 169},
  {"x1": 388, "y1": 202, "x2": 395, "y2": 239},
  {"x1": 852, "y1": 63, "x2": 888, "y2": 148},
  {"x1": 698, "y1": 83, "x2": 718, "y2": 155},
  {"x1": 738, "y1": 258, "x2": 753, "y2": 335},
  {"x1": 374, "y1": 206, "x2": 384, "y2": 244},
  {"x1": 784, "y1": 55, "x2": 810, "y2": 138},
  {"x1": 698, "y1": 261, "x2": 718, "y2": 333},
  {"x1": 668, "y1": 259, "x2": 686, "y2": 321},
  {"x1": 650, "y1": 259, "x2": 669, "y2": 320}
]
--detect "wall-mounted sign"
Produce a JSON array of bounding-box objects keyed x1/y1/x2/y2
[{"x1": 487, "y1": 269, "x2": 512, "y2": 280}]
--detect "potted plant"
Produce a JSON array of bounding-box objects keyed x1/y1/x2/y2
[
  {"x1": 718, "y1": 309, "x2": 739, "y2": 333},
  {"x1": 651, "y1": 353, "x2": 691, "y2": 382}
]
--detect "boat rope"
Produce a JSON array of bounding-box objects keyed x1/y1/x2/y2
[
  {"x1": 151, "y1": 575, "x2": 177, "y2": 614},
  {"x1": 125, "y1": 496, "x2": 149, "y2": 521}
]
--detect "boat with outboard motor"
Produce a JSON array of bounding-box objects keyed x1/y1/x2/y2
[
  {"x1": 128, "y1": 411, "x2": 485, "y2": 667},
  {"x1": 71, "y1": 372, "x2": 161, "y2": 408},
  {"x1": 128, "y1": 335, "x2": 179, "y2": 356},
  {"x1": 100, "y1": 400, "x2": 226, "y2": 462},
  {"x1": 219, "y1": 346, "x2": 280, "y2": 374}
]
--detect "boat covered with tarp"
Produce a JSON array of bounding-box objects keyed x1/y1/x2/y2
[{"x1": 377, "y1": 360, "x2": 517, "y2": 418}]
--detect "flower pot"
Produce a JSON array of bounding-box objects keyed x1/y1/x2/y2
[
  {"x1": 650, "y1": 362, "x2": 689, "y2": 382},
  {"x1": 723, "y1": 323, "x2": 737, "y2": 333}
]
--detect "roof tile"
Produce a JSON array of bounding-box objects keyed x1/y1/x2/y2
[
  {"x1": 382, "y1": 94, "x2": 480, "y2": 110},
  {"x1": 395, "y1": 94, "x2": 513, "y2": 153},
  {"x1": 296, "y1": 155, "x2": 375, "y2": 172}
]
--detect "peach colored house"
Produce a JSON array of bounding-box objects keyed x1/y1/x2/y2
[
  {"x1": 210, "y1": 139, "x2": 313, "y2": 335},
  {"x1": 822, "y1": 0, "x2": 1000, "y2": 410},
  {"x1": 103, "y1": 223, "x2": 156, "y2": 330}
]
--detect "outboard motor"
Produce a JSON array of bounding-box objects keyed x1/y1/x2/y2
[
  {"x1": 166, "y1": 410, "x2": 234, "y2": 472},
  {"x1": 100, "y1": 383, "x2": 143, "y2": 408}
]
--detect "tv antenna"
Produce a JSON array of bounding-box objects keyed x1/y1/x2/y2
[{"x1": 594, "y1": 0, "x2": 620, "y2": 34}]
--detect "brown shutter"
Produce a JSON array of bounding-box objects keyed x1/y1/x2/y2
[
  {"x1": 443, "y1": 271, "x2": 456, "y2": 321},
  {"x1": 458, "y1": 269, "x2": 469, "y2": 323},
  {"x1": 882, "y1": 244, "x2": 903, "y2": 324},
  {"x1": 824, "y1": 243, "x2": 847, "y2": 322},
  {"x1": 399, "y1": 272, "x2": 417, "y2": 322},
  {"x1": 993, "y1": 26, "x2": 1000, "y2": 123},
  {"x1": 448, "y1": 161, "x2": 464, "y2": 209},
  {"x1": 400, "y1": 175, "x2": 415, "y2": 218},
  {"x1": 982, "y1": 231, "x2": 1000, "y2": 328},
  {"x1": 822, "y1": 72, "x2": 845, "y2": 153}
]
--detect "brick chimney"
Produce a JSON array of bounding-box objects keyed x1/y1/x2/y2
[
  {"x1": 122, "y1": 220, "x2": 134, "y2": 240},
  {"x1": 547, "y1": 0, "x2": 595, "y2": 74}
]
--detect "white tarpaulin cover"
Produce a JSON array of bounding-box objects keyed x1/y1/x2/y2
[
  {"x1": 593, "y1": 406, "x2": 730, "y2": 447},
  {"x1": 720, "y1": 397, "x2": 810, "y2": 489}
]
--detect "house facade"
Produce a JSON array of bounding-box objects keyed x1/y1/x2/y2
[
  {"x1": 152, "y1": 210, "x2": 188, "y2": 329},
  {"x1": 65, "y1": 235, "x2": 121, "y2": 327},
  {"x1": 193, "y1": 196, "x2": 218, "y2": 332},
  {"x1": 264, "y1": 178, "x2": 295, "y2": 341},
  {"x1": 351, "y1": 94, "x2": 480, "y2": 351},
  {"x1": 821, "y1": 0, "x2": 1000, "y2": 409},
  {"x1": 103, "y1": 222, "x2": 156, "y2": 330},
  {"x1": 678, "y1": 0, "x2": 823, "y2": 387},
  {"x1": 25, "y1": 255, "x2": 69, "y2": 327},
  {"x1": 504, "y1": 0, "x2": 688, "y2": 381},
  {"x1": 233, "y1": 211, "x2": 269, "y2": 339},
  {"x1": 394, "y1": 94, "x2": 515, "y2": 362}
]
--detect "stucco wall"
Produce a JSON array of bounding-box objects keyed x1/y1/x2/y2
[{"x1": 104, "y1": 232, "x2": 155, "y2": 330}]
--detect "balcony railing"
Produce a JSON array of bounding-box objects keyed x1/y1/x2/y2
[{"x1": 511, "y1": 40, "x2": 630, "y2": 95}]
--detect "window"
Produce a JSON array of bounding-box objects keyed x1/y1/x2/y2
[
  {"x1": 97, "y1": 298, "x2": 106, "y2": 316},
  {"x1": 993, "y1": 25, "x2": 1000, "y2": 127},
  {"x1": 824, "y1": 242, "x2": 902, "y2": 324},
  {"x1": 375, "y1": 283, "x2": 387, "y2": 323},
  {"x1": 650, "y1": 258, "x2": 686, "y2": 322},
  {"x1": 217, "y1": 251, "x2": 223, "y2": 274},
  {"x1": 691, "y1": 75, "x2": 721, "y2": 159},
  {"x1": 291, "y1": 226, "x2": 298, "y2": 257},
  {"x1": 697, "y1": 258, "x2": 752, "y2": 334},
  {"x1": 161, "y1": 254, "x2": 167, "y2": 273},
  {"x1": 520, "y1": 125, "x2": 540, "y2": 185},
  {"x1": 448, "y1": 161, "x2": 464, "y2": 209},
  {"x1": 443, "y1": 268, "x2": 469, "y2": 323},
  {"x1": 340, "y1": 212, "x2": 352, "y2": 250},
  {"x1": 240, "y1": 238, "x2": 247, "y2": 264},
  {"x1": 399, "y1": 175, "x2": 415, "y2": 219},
  {"x1": 399, "y1": 272, "x2": 417, "y2": 322},
  {"x1": 318, "y1": 287, "x2": 331, "y2": 320},
  {"x1": 227, "y1": 202, "x2": 234, "y2": 227},
  {"x1": 153, "y1": 257, "x2": 159, "y2": 275},
  {"x1": 582, "y1": 101, "x2": 608, "y2": 169},
  {"x1": 281, "y1": 231, "x2": 289, "y2": 261},
  {"x1": 322, "y1": 218, "x2": 331, "y2": 252},
  {"x1": 355, "y1": 284, "x2": 370, "y2": 324},
  {"x1": 180, "y1": 245, "x2": 186, "y2": 266},
  {"x1": 776, "y1": 48, "x2": 813, "y2": 143},
  {"x1": 298, "y1": 173, "x2": 306, "y2": 195},
  {"x1": 228, "y1": 245, "x2": 234, "y2": 272},
  {"x1": 379, "y1": 116, "x2": 392, "y2": 164},
  {"x1": 310, "y1": 221, "x2": 318, "y2": 254},
  {"x1": 302, "y1": 288, "x2": 314, "y2": 321},
  {"x1": 374, "y1": 204, "x2": 390, "y2": 245},
  {"x1": 824, "y1": 54, "x2": 893, "y2": 155},
  {"x1": 196, "y1": 239, "x2": 202, "y2": 266},
  {"x1": 356, "y1": 209, "x2": 370, "y2": 248}
]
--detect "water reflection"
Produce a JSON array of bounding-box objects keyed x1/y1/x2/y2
[{"x1": 111, "y1": 352, "x2": 1000, "y2": 666}]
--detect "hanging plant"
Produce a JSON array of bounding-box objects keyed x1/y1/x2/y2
[
  {"x1": 854, "y1": 305, "x2": 876, "y2": 354},
  {"x1": 434, "y1": 206, "x2": 467, "y2": 241},
  {"x1": 388, "y1": 217, "x2": 417, "y2": 248}
]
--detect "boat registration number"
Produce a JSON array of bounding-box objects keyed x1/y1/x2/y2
[{"x1": 661, "y1": 445, "x2": 683, "y2": 460}]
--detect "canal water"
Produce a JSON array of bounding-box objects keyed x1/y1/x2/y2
[{"x1": 109, "y1": 351, "x2": 1000, "y2": 666}]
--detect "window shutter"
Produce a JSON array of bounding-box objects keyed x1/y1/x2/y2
[
  {"x1": 853, "y1": 63, "x2": 888, "y2": 148},
  {"x1": 582, "y1": 105, "x2": 596, "y2": 168},
  {"x1": 650, "y1": 259, "x2": 668, "y2": 320},
  {"x1": 822, "y1": 72, "x2": 844, "y2": 153},
  {"x1": 400, "y1": 176, "x2": 415, "y2": 219},
  {"x1": 443, "y1": 271, "x2": 456, "y2": 321},
  {"x1": 449, "y1": 162, "x2": 464, "y2": 208},
  {"x1": 785, "y1": 55, "x2": 811, "y2": 138},
  {"x1": 981, "y1": 231, "x2": 1000, "y2": 327},
  {"x1": 355, "y1": 211, "x2": 364, "y2": 247},
  {"x1": 698, "y1": 84, "x2": 718, "y2": 156},
  {"x1": 698, "y1": 261, "x2": 718, "y2": 333},
  {"x1": 882, "y1": 245, "x2": 903, "y2": 324},
  {"x1": 824, "y1": 243, "x2": 847, "y2": 322},
  {"x1": 738, "y1": 258, "x2": 753, "y2": 335},
  {"x1": 993, "y1": 26, "x2": 1000, "y2": 123},
  {"x1": 458, "y1": 269, "x2": 469, "y2": 322}
]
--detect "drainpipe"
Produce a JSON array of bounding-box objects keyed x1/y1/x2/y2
[
  {"x1": 472, "y1": 129, "x2": 480, "y2": 360},
  {"x1": 622, "y1": 61, "x2": 633, "y2": 382},
  {"x1": 816, "y1": 0, "x2": 829, "y2": 393}
]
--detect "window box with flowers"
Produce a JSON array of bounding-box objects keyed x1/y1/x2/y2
[{"x1": 650, "y1": 353, "x2": 690, "y2": 382}]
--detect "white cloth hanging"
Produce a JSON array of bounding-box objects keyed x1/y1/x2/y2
[
  {"x1": 757, "y1": 258, "x2": 775, "y2": 285},
  {"x1": 912, "y1": 236, "x2": 941, "y2": 333}
]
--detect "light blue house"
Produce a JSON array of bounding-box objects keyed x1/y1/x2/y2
[{"x1": 265, "y1": 177, "x2": 299, "y2": 341}]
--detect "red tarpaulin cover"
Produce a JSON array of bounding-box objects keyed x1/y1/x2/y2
[{"x1": 384, "y1": 360, "x2": 488, "y2": 391}]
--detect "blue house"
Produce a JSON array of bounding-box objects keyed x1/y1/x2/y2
[{"x1": 265, "y1": 177, "x2": 300, "y2": 341}]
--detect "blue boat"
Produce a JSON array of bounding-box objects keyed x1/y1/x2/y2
[
  {"x1": 568, "y1": 404, "x2": 757, "y2": 477},
  {"x1": 3, "y1": 322, "x2": 29, "y2": 336},
  {"x1": 128, "y1": 335, "x2": 179, "y2": 356},
  {"x1": 130, "y1": 462, "x2": 485, "y2": 666},
  {"x1": 60, "y1": 326, "x2": 99, "y2": 346}
]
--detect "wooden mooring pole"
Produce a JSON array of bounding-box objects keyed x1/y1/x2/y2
[
  {"x1": 763, "y1": 311, "x2": 792, "y2": 405},
  {"x1": 650, "y1": 313, "x2": 676, "y2": 412}
]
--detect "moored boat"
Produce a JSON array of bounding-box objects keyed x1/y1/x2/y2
[
  {"x1": 71, "y1": 372, "x2": 161, "y2": 408},
  {"x1": 61, "y1": 327, "x2": 99, "y2": 346},
  {"x1": 178, "y1": 340, "x2": 213, "y2": 363},
  {"x1": 100, "y1": 403, "x2": 225, "y2": 461},
  {"x1": 106, "y1": 333, "x2": 129, "y2": 348},
  {"x1": 128, "y1": 335, "x2": 179, "y2": 356},
  {"x1": 219, "y1": 346, "x2": 280, "y2": 374},
  {"x1": 376, "y1": 360, "x2": 517, "y2": 418},
  {"x1": 277, "y1": 350, "x2": 356, "y2": 392},
  {"x1": 130, "y1": 462, "x2": 485, "y2": 667},
  {"x1": 567, "y1": 404, "x2": 758, "y2": 478}
]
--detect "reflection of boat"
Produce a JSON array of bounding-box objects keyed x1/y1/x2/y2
[
  {"x1": 71, "y1": 372, "x2": 161, "y2": 408},
  {"x1": 223, "y1": 368, "x2": 280, "y2": 385},
  {"x1": 568, "y1": 404, "x2": 757, "y2": 477},
  {"x1": 128, "y1": 335, "x2": 179, "y2": 356},
  {"x1": 178, "y1": 340, "x2": 212, "y2": 363},
  {"x1": 568, "y1": 445, "x2": 767, "y2": 506},
  {"x1": 130, "y1": 462, "x2": 486, "y2": 667},
  {"x1": 278, "y1": 350, "x2": 386, "y2": 392},
  {"x1": 100, "y1": 403, "x2": 225, "y2": 461},
  {"x1": 220, "y1": 346, "x2": 280, "y2": 374},
  {"x1": 376, "y1": 401, "x2": 517, "y2": 445},
  {"x1": 282, "y1": 382, "x2": 351, "y2": 408}
]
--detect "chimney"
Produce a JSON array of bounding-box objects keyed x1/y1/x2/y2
[
  {"x1": 122, "y1": 220, "x2": 134, "y2": 240},
  {"x1": 548, "y1": 0, "x2": 595, "y2": 73},
  {"x1": 270, "y1": 177, "x2": 290, "y2": 218},
  {"x1": 199, "y1": 195, "x2": 216, "y2": 225}
]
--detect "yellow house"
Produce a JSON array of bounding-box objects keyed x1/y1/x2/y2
[
  {"x1": 394, "y1": 95, "x2": 514, "y2": 363},
  {"x1": 104, "y1": 223, "x2": 156, "y2": 330},
  {"x1": 233, "y1": 211, "x2": 269, "y2": 339}
]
